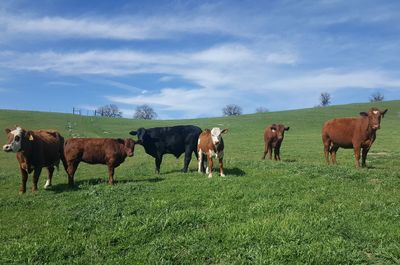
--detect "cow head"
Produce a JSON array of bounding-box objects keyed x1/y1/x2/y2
[
  {"x1": 210, "y1": 127, "x2": 228, "y2": 146},
  {"x1": 360, "y1": 108, "x2": 388, "y2": 130},
  {"x1": 124, "y1": 139, "x2": 136, "y2": 157},
  {"x1": 3, "y1": 127, "x2": 33, "y2": 152},
  {"x1": 129, "y1": 128, "x2": 146, "y2": 145},
  {"x1": 271, "y1": 124, "x2": 290, "y2": 140}
]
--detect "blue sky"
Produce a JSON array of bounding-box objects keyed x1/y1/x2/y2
[{"x1": 0, "y1": 0, "x2": 399, "y2": 119}]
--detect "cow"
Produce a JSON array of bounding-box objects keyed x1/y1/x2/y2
[
  {"x1": 129, "y1": 125, "x2": 202, "y2": 174},
  {"x1": 322, "y1": 107, "x2": 388, "y2": 168},
  {"x1": 63, "y1": 138, "x2": 136, "y2": 186},
  {"x1": 262, "y1": 124, "x2": 290, "y2": 161},
  {"x1": 3, "y1": 127, "x2": 65, "y2": 193},
  {"x1": 197, "y1": 127, "x2": 228, "y2": 178}
]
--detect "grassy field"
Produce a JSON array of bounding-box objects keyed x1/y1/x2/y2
[{"x1": 0, "y1": 101, "x2": 399, "y2": 264}]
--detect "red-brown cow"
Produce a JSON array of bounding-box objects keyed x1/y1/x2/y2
[
  {"x1": 3, "y1": 127, "x2": 65, "y2": 193},
  {"x1": 197, "y1": 127, "x2": 228, "y2": 178},
  {"x1": 322, "y1": 107, "x2": 388, "y2": 168},
  {"x1": 64, "y1": 138, "x2": 136, "y2": 186},
  {"x1": 262, "y1": 124, "x2": 290, "y2": 161}
]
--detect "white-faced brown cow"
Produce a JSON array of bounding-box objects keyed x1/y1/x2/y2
[
  {"x1": 64, "y1": 138, "x2": 136, "y2": 186},
  {"x1": 322, "y1": 107, "x2": 388, "y2": 168},
  {"x1": 262, "y1": 124, "x2": 290, "y2": 161},
  {"x1": 3, "y1": 127, "x2": 65, "y2": 193},
  {"x1": 197, "y1": 127, "x2": 228, "y2": 178}
]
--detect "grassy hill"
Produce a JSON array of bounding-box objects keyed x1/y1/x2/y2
[{"x1": 0, "y1": 101, "x2": 399, "y2": 264}]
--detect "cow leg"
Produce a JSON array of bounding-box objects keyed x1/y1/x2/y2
[
  {"x1": 66, "y1": 160, "x2": 79, "y2": 187},
  {"x1": 274, "y1": 146, "x2": 281, "y2": 161},
  {"x1": 198, "y1": 151, "x2": 203, "y2": 173},
  {"x1": 268, "y1": 143, "x2": 273, "y2": 160},
  {"x1": 44, "y1": 166, "x2": 54, "y2": 189},
  {"x1": 353, "y1": 145, "x2": 361, "y2": 168},
  {"x1": 361, "y1": 148, "x2": 370, "y2": 168},
  {"x1": 19, "y1": 167, "x2": 29, "y2": 194},
  {"x1": 219, "y1": 158, "x2": 225, "y2": 177},
  {"x1": 330, "y1": 145, "x2": 339, "y2": 164},
  {"x1": 32, "y1": 167, "x2": 42, "y2": 192},
  {"x1": 182, "y1": 148, "x2": 192, "y2": 173},
  {"x1": 108, "y1": 165, "x2": 115, "y2": 185},
  {"x1": 155, "y1": 155, "x2": 163, "y2": 174},
  {"x1": 207, "y1": 155, "x2": 213, "y2": 178},
  {"x1": 323, "y1": 141, "x2": 331, "y2": 165},
  {"x1": 262, "y1": 142, "x2": 268, "y2": 160}
]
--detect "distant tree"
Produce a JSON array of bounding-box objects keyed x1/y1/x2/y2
[
  {"x1": 133, "y1": 104, "x2": 157, "y2": 120},
  {"x1": 320, "y1": 92, "x2": 331, "y2": 107},
  {"x1": 369, "y1": 91, "x2": 384, "y2": 102},
  {"x1": 96, "y1": 104, "x2": 122, "y2": 118},
  {"x1": 223, "y1": 104, "x2": 242, "y2": 116},
  {"x1": 256, "y1": 107, "x2": 269, "y2": 113}
]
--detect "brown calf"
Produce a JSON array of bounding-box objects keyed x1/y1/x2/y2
[
  {"x1": 197, "y1": 127, "x2": 228, "y2": 178},
  {"x1": 262, "y1": 124, "x2": 290, "y2": 161},
  {"x1": 3, "y1": 127, "x2": 65, "y2": 193},
  {"x1": 64, "y1": 138, "x2": 136, "y2": 185},
  {"x1": 322, "y1": 107, "x2": 388, "y2": 168}
]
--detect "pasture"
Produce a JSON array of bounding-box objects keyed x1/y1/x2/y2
[{"x1": 1, "y1": 101, "x2": 399, "y2": 264}]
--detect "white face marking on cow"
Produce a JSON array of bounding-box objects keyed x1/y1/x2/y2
[
  {"x1": 271, "y1": 129, "x2": 276, "y2": 133},
  {"x1": 373, "y1": 110, "x2": 379, "y2": 115},
  {"x1": 3, "y1": 127, "x2": 23, "y2": 152},
  {"x1": 210, "y1": 127, "x2": 222, "y2": 145}
]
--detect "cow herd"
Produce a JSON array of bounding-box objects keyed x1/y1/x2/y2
[{"x1": 2, "y1": 107, "x2": 388, "y2": 193}]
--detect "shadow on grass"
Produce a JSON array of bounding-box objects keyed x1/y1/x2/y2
[
  {"x1": 48, "y1": 177, "x2": 165, "y2": 193},
  {"x1": 224, "y1": 167, "x2": 246, "y2": 177}
]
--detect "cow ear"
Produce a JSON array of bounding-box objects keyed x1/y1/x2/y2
[
  {"x1": 285, "y1": 127, "x2": 290, "y2": 131},
  {"x1": 381, "y1": 109, "x2": 388, "y2": 117},
  {"x1": 359, "y1": 112, "x2": 368, "y2": 117},
  {"x1": 129, "y1": 131, "x2": 137, "y2": 136},
  {"x1": 221, "y1": 128, "x2": 228, "y2": 134},
  {"x1": 26, "y1": 131, "x2": 34, "y2": 141},
  {"x1": 5, "y1": 128, "x2": 11, "y2": 134}
]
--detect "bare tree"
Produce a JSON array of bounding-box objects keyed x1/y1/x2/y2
[
  {"x1": 133, "y1": 104, "x2": 157, "y2": 120},
  {"x1": 369, "y1": 91, "x2": 384, "y2": 102},
  {"x1": 96, "y1": 104, "x2": 122, "y2": 118},
  {"x1": 256, "y1": 107, "x2": 269, "y2": 113},
  {"x1": 320, "y1": 92, "x2": 331, "y2": 107},
  {"x1": 223, "y1": 104, "x2": 242, "y2": 116}
]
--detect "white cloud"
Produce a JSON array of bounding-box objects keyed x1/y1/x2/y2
[{"x1": 0, "y1": 14, "x2": 233, "y2": 41}]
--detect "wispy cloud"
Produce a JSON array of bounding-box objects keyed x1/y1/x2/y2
[{"x1": 0, "y1": 14, "x2": 235, "y2": 41}]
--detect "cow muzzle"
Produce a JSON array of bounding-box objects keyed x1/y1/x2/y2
[
  {"x1": 372, "y1": 125, "x2": 380, "y2": 130},
  {"x1": 2, "y1": 144, "x2": 12, "y2": 152}
]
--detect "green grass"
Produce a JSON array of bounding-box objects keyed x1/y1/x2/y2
[{"x1": 1, "y1": 101, "x2": 400, "y2": 264}]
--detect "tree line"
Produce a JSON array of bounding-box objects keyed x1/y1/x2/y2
[{"x1": 92, "y1": 91, "x2": 386, "y2": 119}]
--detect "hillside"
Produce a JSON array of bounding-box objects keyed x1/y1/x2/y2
[{"x1": 0, "y1": 100, "x2": 399, "y2": 264}]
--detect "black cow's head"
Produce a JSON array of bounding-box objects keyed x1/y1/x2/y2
[
  {"x1": 3, "y1": 127, "x2": 34, "y2": 153},
  {"x1": 129, "y1": 128, "x2": 146, "y2": 145},
  {"x1": 360, "y1": 108, "x2": 388, "y2": 130}
]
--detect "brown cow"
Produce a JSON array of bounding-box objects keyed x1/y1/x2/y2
[
  {"x1": 3, "y1": 127, "x2": 65, "y2": 193},
  {"x1": 197, "y1": 127, "x2": 228, "y2": 178},
  {"x1": 262, "y1": 124, "x2": 290, "y2": 161},
  {"x1": 322, "y1": 107, "x2": 388, "y2": 168},
  {"x1": 64, "y1": 138, "x2": 136, "y2": 186}
]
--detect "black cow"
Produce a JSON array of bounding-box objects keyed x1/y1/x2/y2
[{"x1": 129, "y1": 125, "x2": 202, "y2": 173}]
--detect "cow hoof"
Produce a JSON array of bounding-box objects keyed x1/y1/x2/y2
[
  {"x1": 208, "y1": 174, "x2": 213, "y2": 178},
  {"x1": 19, "y1": 190, "x2": 26, "y2": 195},
  {"x1": 220, "y1": 174, "x2": 226, "y2": 177}
]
